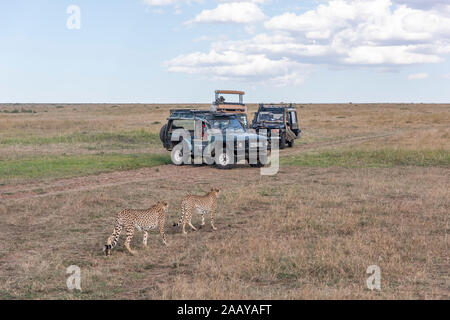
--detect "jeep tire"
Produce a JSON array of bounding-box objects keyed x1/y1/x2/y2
[
  {"x1": 287, "y1": 139, "x2": 294, "y2": 148},
  {"x1": 215, "y1": 149, "x2": 235, "y2": 170},
  {"x1": 280, "y1": 133, "x2": 286, "y2": 150},
  {"x1": 250, "y1": 161, "x2": 265, "y2": 168},
  {"x1": 171, "y1": 141, "x2": 190, "y2": 166},
  {"x1": 159, "y1": 124, "x2": 168, "y2": 143}
]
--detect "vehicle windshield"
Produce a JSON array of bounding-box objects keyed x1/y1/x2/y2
[
  {"x1": 257, "y1": 111, "x2": 283, "y2": 122},
  {"x1": 210, "y1": 118, "x2": 245, "y2": 132}
]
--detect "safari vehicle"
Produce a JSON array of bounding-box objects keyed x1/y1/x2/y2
[
  {"x1": 159, "y1": 109, "x2": 269, "y2": 169},
  {"x1": 251, "y1": 104, "x2": 301, "y2": 149},
  {"x1": 210, "y1": 90, "x2": 249, "y2": 128}
]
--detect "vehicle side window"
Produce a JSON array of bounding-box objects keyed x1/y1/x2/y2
[
  {"x1": 291, "y1": 112, "x2": 297, "y2": 124},
  {"x1": 172, "y1": 120, "x2": 195, "y2": 131}
]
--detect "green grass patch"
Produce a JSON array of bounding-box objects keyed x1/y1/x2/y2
[
  {"x1": 277, "y1": 272, "x2": 298, "y2": 281},
  {"x1": 2, "y1": 108, "x2": 36, "y2": 114},
  {"x1": 0, "y1": 129, "x2": 160, "y2": 146},
  {"x1": 281, "y1": 149, "x2": 450, "y2": 168},
  {"x1": 0, "y1": 153, "x2": 171, "y2": 181}
]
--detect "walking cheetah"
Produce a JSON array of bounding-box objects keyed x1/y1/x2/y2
[
  {"x1": 103, "y1": 201, "x2": 169, "y2": 256},
  {"x1": 173, "y1": 188, "x2": 221, "y2": 234}
]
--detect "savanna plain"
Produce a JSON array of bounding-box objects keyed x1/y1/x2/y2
[{"x1": 0, "y1": 103, "x2": 448, "y2": 299}]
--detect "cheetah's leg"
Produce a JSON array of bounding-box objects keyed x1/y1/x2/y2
[
  {"x1": 210, "y1": 208, "x2": 217, "y2": 231},
  {"x1": 180, "y1": 201, "x2": 188, "y2": 235},
  {"x1": 124, "y1": 225, "x2": 137, "y2": 255},
  {"x1": 188, "y1": 221, "x2": 197, "y2": 231},
  {"x1": 201, "y1": 209, "x2": 206, "y2": 226},
  {"x1": 174, "y1": 201, "x2": 185, "y2": 227},
  {"x1": 159, "y1": 222, "x2": 168, "y2": 246},
  {"x1": 142, "y1": 231, "x2": 148, "y2": 247},
  {"x1": 182, "y1": 202, "x2": 194, "y2": 234},
  {"x1": 186, "y1": 203, "x2": 197, "y2": 231}
]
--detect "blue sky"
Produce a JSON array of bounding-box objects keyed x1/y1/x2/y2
[{"x1": 1, "y1": 0, "x2": 449, "y2": 103}]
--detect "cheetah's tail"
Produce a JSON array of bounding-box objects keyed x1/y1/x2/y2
[
  {"x1": 103, "y1": 218, "x2": 123, "y2": 256},
  {"x1": 103, "y1": 244, "x2": 112, "y2": 256}
]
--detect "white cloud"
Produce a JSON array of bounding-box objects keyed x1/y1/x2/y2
[
  {"x1": 392, "y1": 0, "x2": 449, "y2": 9},
  {"x1": 262, "y1": 0, "x2": 450, "y2": 65},
  {"x1": 343, "y1": 46, "x2": 442, "y2": 65},
  {"x1": 165, "y1": 0, "x2": 450, "y2": 86},
  {"x1": 265, "y1": 1, "x2": 357, "y2": 38},
  {"x1": 407, "y1": 72, "x2": 429, "y2": 80},
  {"x1": 190, "y1": 2, "x2": 266, "y2": 24},
  {"x1": 265, "y1": 0, "x2": 450, "y2": 42},
  {"x1": 164, "y1": 50, "x2": 310, "y2": 86}
]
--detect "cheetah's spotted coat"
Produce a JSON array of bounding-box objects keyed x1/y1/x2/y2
[
  {"x1": 173, "y1": 188, "x2": 221, "y2": 234},
  {"x1": 104, "y1": 201, "x2": 168, "y2": 256}
]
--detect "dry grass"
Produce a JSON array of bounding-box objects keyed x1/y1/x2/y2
[
  {"x1": 0, "y1": 103, "x2": 448, "y2": 299},
  {"x1": 0, "y1": 167, "x2": 448, "y2": 299},
  {"x1": 1, "y1": 103, "x2": 449, "y2": 159}
]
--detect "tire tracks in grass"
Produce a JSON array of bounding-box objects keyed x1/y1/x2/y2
[
  {"x1": 0, "y1": 130, "x2": 405, "y2": 201},
  {"x1": 282, "y1": 131, "x2": 400, "y2": 156}
]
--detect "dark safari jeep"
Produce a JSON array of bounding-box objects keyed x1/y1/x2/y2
[
  {"x1": 159, "y1": 109, "x2": 269, "y2": 169},
  {"x1": 251, "y1": 104, "x2": 301, "y2": 149}
]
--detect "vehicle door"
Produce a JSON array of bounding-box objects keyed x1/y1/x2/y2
[{"x1": 193, "y1": 118, "x2": 211, "y2": 157}]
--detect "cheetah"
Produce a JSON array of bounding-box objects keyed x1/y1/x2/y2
[
  {"x1": 103, "y1": 201, "x2": 169, "y2": 256},
  {"x1": 173, "y1": 188, "x2": 220, "y2": 234}
]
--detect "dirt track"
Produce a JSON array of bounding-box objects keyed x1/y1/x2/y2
[{"x1": 0, "y1": 132, "x2": 401, "y2": 201}]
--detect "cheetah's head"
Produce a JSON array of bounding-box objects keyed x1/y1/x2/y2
[
  {"x1": 211, "y1": 188, "x2": 221, "y2": 196},
  {"x1": 159, "y1": 201, "x2": 169, "y2": 212}
]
